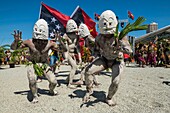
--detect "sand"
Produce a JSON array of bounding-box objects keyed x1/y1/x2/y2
[{"x1": 0, "y1": 64, "x2": 170, "y2": 113}]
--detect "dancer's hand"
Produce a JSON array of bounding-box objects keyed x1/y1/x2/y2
[
  {"x1": 54, "y1": 31, "x2": 62, "y2": 39},
  {"x1": 12, "y1": 30, "x2": 22, "y2": 41}
]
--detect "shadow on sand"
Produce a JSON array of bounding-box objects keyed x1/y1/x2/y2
[
  {"x1": 56, "y1": 71, "x2": 70, "y2": 77},
  {"x1": 162, "y1": 81, "x2": 170, "y2": 86},
  {"x1": 0, "y1": 65, "x2": 21, "y2": 70},
  {"x1": 14, "y1": 88, "x2": 52, "y2": 102},
  {"x1": 68, "y1": 89, "x2": 106, "y2": 107}
]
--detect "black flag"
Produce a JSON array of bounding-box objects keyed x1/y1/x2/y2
[{"x1": 71, "y1": 6, "x2": 98, "y2": 37}]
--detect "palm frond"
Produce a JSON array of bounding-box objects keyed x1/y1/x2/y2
[
  {"x1": 132, "y1": 17, "x2": 146, "y2": 26},
  {"x1": 114, "y1": 23, "x2": 119, "y2": 38},
  {"x1": 0, "y1": 44, "x2": 11, "y2": 58},
  {"x1": 117, "y1": 16, "x2": 148, "y2": 40},
  {"x1": 0, "y1": 44, "x2": 10, "y2": 51}
]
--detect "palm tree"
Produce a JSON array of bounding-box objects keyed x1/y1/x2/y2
[{"x1": 0, "y1": 44, "x2": 10, "y2": 65}]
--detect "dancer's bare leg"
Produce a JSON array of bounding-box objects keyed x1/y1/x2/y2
[
  {"x1": 44, "y1": 66, "x2": 58, "y2": 95},
  {"x1": 106, "y1": 61, "x2": 124, "y2": 106},
  {"x1": 27, "y1": 65, "x2": 38, "y2": 103},
  {"x1": 83, "y1": 58, "x2": 106, "y2": 102}
]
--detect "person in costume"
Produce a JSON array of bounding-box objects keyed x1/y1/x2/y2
[
  {"x1": 83, "y1": 10, "x2": 133, "y2": 106},
  {"x1": 59, "y1": 19, "x2": 82, "y2": 89},
  {"x1": 11, "y1": 19, "x2": 60, "y2": 103},
  {"x1": 147, "y1": 41, "x2": 157, "y2": 67},
  {"x1": 73, "y1": 23, "x2": 99, "y2": 86}
]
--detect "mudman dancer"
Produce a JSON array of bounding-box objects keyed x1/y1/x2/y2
[
  {"x1": 73, "y1": 23, "x2": 99, "y2": 86},
  {"x1": 60, "y1": 19, "x2": 82, "y2": 89},
  {"x1": 83, "y1": 10, "x2": 133, "y2": 106},
  {"x1": 11, "y1": 19, "x2": 60, "y2": 103}
]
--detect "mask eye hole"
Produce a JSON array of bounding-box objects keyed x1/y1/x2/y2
[
  {"x1": 103, "y1": 23, "x2": 106, "y2": 26},
  {"x1": 109, "y1": 22, "x2": 112, "y2": 25},
  {"x1": 35, "y1": 28, "x2": 37, "y2": 31},
  {"x1": 39, "y1": 29, "x2": 42, "y2": 32}
]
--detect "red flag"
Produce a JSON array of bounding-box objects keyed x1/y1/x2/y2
[
  {"x1": 71, "y1": 6, "x2": 98, "y2": 38},
  {"x1": 40, "y1": 3, "x2": 70, "y2": 36},
  {"x1": 128, "y1": 10, "x2": 134, "y2": 20},
  {"x1": 94, "y1": 13, "x2": 100, "y2": 21}
]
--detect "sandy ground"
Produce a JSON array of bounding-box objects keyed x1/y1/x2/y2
[{"x1": 0, "y1": 64, "x2": 170, "y2": 113}]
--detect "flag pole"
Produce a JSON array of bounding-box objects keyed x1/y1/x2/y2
[
  {"x1": 38, "y1": 2, "x2": 43, "y2": 19},
  {"x1": 126, "y1": 10, "x2": 129, "y2": 33},
  {"x1": 70, "y1": 5, "x2": 80, "y2": 18},
  {"x1": 126, "y1": 10, "x2": 130, "y2": 26},
  {"x1": 95, "y1": 19, "x2": 99, "y2": 33}
]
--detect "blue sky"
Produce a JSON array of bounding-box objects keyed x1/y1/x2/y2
[{"x1": 0, "y1": 0, "x2": 170, "y2": 45}]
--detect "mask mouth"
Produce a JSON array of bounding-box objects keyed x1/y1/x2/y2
[
  {"x1": 104, "y1": 26, "x2": 116, "y2": 30},
  {"x1": 33, "y1": 32, "x2": 47, "y2": 40},
  {"x1": 69, "y1": 28, "x2": 78, "y2": 33},
  {"x1": 105, "y1": 28, "x2": 113, "y2": 31},
  {"x1": 103, "y1": 28, "x2": 116, "y2": 34}
]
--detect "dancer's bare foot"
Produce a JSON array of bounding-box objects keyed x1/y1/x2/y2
[
  {"x1": 94, "y1": 82, "x2": 101, "y2": 86},
  {"x1": 67, "y1": 84, "x2": 77, "y2": 89},
  {"x1": 105, "y1": 99, "x2": 117, "y2": 106},
  {"x1": 49, "y1": 90, "x2": 59, "y2": 96},
  {"x1": 36, "y1": 79, "x2": 42, "y2": 83},
  {"x1": 71, "y1": 80, "x2": 84, "y2": 85},
  {"x1": 31, "y1": 96, "x2": 38, "y2": 103}
]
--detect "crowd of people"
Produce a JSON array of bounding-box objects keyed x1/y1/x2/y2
[{"x1": 134, "y1": 38, "x2": 170, "y2": 68}]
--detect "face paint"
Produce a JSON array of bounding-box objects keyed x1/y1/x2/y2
[
  {"x1": 99, "y1": 10, "x2": 118, "y2": 34},
  {"x1": 32, "y1": 19, "x2": 48, "y2": 40}
]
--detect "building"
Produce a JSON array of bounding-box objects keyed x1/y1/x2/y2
[
  {"x1": 135, "y1": 24, "x2": 170, "y2": 44},
  {"x1": 146, "y1": 22, "x2": 158, "y2": 33}
]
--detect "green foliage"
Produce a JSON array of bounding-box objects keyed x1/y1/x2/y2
[
  {"x1": 33, "y1": 64, "x2": 44, "y2": 76},
  {"x1": 17, "y1": 40, "x2": 23, "y2": 47},
  {"x1": 9, "y1": 48, "x2": 27, "y2": 63},
  {"x1": 61, "y1": 38, "x2": 66, "y2": 42},
  {"x1": 114, "y1": 17, "x2": 148, "y2": 40},
  {"x1": 114, "y1": 22, "x2": 119, "y2": 38},
  {"x1": 26, "y1": 62, "x2": 47, "y2": 76},
  {"x1": 0, "y1": 44, "x2": 10, "y2": 59},
  {"x1": 89, "y1": 41, "x2": 95, "y2": 47},
  {"x1": 81, "y1": 46, "x2": 91, "y2": 63}
]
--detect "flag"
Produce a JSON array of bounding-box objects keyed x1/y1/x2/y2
[
  {"x1": 128, "y1": 10, "x2": 134, "y2": 20},
  {"x1": 71, "y1": 6, "x2": 98, "y2": 38},
  {"x1": 94, "y1": 13, "x2": 100, "y2": 21},
  {"x1": 39, "y1": 3, "x2": 70, "y2": 38}
]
